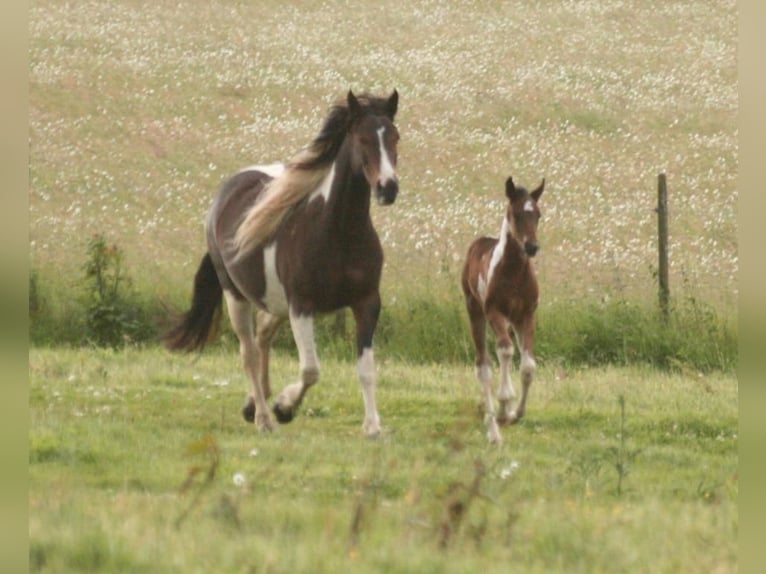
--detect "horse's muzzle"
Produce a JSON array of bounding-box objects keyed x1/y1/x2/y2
[
  {"x1": 525, "y1": 242, "x2": 539, "y2": 257},
  {"x1": 376, "y1": 179, "x2": 399, "y2": 205}
]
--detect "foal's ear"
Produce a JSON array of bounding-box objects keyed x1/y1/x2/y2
[
  {"x1": 531, "y1": 178, "x2": 546, "y2": 201},
  {"x1": 505, "y1": 176, "x2": 517, "y2": 200},
  {"x1": 386, "y1": 89, "x2": 399, "y2": 119}
]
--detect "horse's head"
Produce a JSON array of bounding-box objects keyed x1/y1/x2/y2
[
  {"x1": 505, "y1": 176, "x2": 545, "y2": 257},
  {"x1": 347, "y1": 89, "x2": 400, "y2": 205}
]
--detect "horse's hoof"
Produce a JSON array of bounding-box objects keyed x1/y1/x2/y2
[
  {"x1": 272, "y1": 403, "x2": 295, "y2": 424},
  {"x1": 255, "y1": 415, "x2": 275, "y2": 432},
  {"x1": 242, "y1": 398, "x2": 255, "y2": 423}
]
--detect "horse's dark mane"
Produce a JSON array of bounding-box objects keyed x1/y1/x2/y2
[{"x1": 295, "y1": 94, "x2": 397, "y2": 170}]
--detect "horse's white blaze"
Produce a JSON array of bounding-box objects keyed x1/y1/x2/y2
[
  {"x1": 524, "y1": 199, "x2": 535, "y2": 212},
  {"x1": 309, "y1": 163, "x2": 336, "y2": 203},
  {"x1": 262, "y1": 243, "x2": 288, "y2": 316},
  {"x1": 376, "y1": 127, "x2": 397, "y2": 184},
  {"x1": 487, "y1": 216, "x2": 509, "y2": 289},
  {"x1": 237, "y1": 163, "x2": 286, "y2": 179}
]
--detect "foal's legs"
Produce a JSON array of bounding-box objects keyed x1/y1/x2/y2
[
  {"x1": 487, "y1": 310, "x2": 517, "y2": 427},
  {"x1": 352, "y1": 293, "x2": 383, "y2": 437},
  {"x1": 272, "y1": 307, "x2": 320, "y2": 424},
  {"x1": 508, "y1": 318, "x2": 536, "y2": 423},
  {"x1": 225, "y1": 292, "x2": 274, "y2": 431},
  {"x1": 241, "y1": 310, "x2": 284, "y2": 422},
  {"x1": 466, "y1": 295, "x2": 500, "y2": 443}
]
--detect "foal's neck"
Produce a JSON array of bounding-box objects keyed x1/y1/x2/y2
[{"x1": 497, "y1": 220, "x2": 529, "y2": 273}]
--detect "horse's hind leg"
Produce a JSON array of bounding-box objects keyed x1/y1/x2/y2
[
  {"x1": 225, "y1": 292, "x2": 274, "y2": 431},
  {"x1": 242, "y1": 310, "x2": 285, "y2": 420},
  {"x1": 272, "y1": 308, "x2": 320, "y2": 424},
  {"x1": 466, "y1": 295, "x2": 500, "y2": 444},
  {"x1": 487, "y1": 311, "x2": 517, "y2": 427},
  {"x1": 352, "y1": 293, "x2": 383, "y2": 437}
]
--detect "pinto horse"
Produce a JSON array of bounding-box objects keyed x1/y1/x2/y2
[
  {"x1": 461, "y1": 176, "x2": 545, "y2": 444},
  {"x1": 164, "y1": 90, "x2": 400, "y2": 437}
]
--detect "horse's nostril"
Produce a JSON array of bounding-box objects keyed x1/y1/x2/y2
[{"x1": 377, "y1": 179, "x2": 398, "y2": 205}]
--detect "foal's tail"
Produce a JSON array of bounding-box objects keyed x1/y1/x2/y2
[{"x1": 163, "y1": 253, "x2": 223, "y2": 352}]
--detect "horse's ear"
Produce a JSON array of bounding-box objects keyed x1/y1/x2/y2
[
  {"x1": 386, "y1": 89, "x2": 399, "y2": 119},
  {"x1": 531, "y1": 178, "x2": 545, "y2": 201},
  {"x1": 347, "y1": 90, "x2": 362, "y2": 125},
  {"x1": 505, "y1": 176, "x2": 517, "y2": 200}
]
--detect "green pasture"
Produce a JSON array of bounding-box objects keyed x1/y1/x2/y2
[{"x1": 29, "y1": 348, "x2": 737, "y2": 573}]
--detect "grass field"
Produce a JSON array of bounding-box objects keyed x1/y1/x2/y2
[
  {"x1": 28, "y1": 0, "x2": 738, "y2": 571},
  {"x1": 29, "y1": 347, "x2": 737, "y2": 573}
]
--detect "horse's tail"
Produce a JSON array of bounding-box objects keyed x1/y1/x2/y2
[{"x1": 163, "y1": 253, "x2": 223, "y2": 352}]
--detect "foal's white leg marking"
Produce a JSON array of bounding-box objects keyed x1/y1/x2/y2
[
  {"x1": 237, "y1": 163, "x2": 286, "y2": 179},
  {"x1": 376, "y1": 127, "x2": 397, "y2": 185},
  {"x1": 262, "y1": 242, "x2": 289, "y2": 316},
  {"x1": 357, "y1": 347, "x2": 382, "y2": 437},
  {"x1": 496, "y1": 344, "x2": 517, "y2": 424},
  {"x1": 224, "y1": 292, "x2": 274, "y2": 431},
  {"x1": 487, "y1": 217, "x2": 509, "y2": 289},
  {"x1": 509, "y1": 327, "x2": 536, "y2": 423},
  {"x1": 309, "y1": 163, "x2": 336, "y2": 203},
  {"x1": 476, "y1": 362, "x2": 500, "y2": 443},
  {"x1": 275, "y1": 309, "x2": 320, "y2": 415}
]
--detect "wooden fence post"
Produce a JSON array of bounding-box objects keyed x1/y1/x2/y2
[{"x1": 657, "y1": 173, "x2": 669, "y2": 322}]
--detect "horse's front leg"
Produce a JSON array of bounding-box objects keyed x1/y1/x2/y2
[
  {"x1": 352, "y1": 293, "x2": 383, "y2": 437},
  {"x1": 272, "y1": 307, "x2": 320, "y2": 424}
]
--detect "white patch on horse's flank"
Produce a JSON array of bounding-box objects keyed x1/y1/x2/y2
[
  {"x1": 238, "y1": 163, "x2": 285, "y2": 179},
  {"x1": 487, "y1": 217, "x2": 509, "y2": 289},
  {"x1": 376, "y1": 127, "x2": 397, "y2": 184},
  {"x1": 261, "y1": 243, "x2": 288, "y2": 316},
  {"x1": 524, "y1": 199, "x2": 535, "y2": 212},
  {"x1": 309, "y1": 163, "x2": 336, "y2": 203}
]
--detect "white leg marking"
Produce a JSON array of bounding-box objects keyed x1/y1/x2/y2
[
  {"x1": 275, "y1": 310, "x2": 319, "y2": 416},
  {"x1": 376, "y1": 127, "x2": 397, "y2": 185},
  {"x1": 476, "y1": 361, "x2": 500, "y2": 444},
  {"x1": 358, "y1": 348, "x2": 382, "y2": 437},
  {"x1": 262, "y1": 242, "x2": 288, "y2": 316},
  {"x1": 496, "y1": 345, "x2": 517, "y2": 425}
]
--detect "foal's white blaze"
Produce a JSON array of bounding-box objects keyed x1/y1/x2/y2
[
  {"x1": 237, "y1": 163, "x2": 286, "y2": 179},
  {"x1": 487, "y1": 216, "x2": 509, "y2": 290},
  {"x1": 376, "y1": 127, "x2": 397, "y2": 184},
  {"x1": 309, "y1": 163, "x2": 336, "y2": 203},
  {"x1": 261, "y1": 243, "x2": 288, "y2": 316},
  {"x1": 524, "y1": 199, "x2": 535, "y2": 212}
]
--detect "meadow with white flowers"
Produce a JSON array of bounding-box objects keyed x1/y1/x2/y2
[{"x1": 29, "y1": 1, "x2": 737, "y2": 571}]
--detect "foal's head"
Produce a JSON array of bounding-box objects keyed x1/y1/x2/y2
[
  {"x1": 505, "y1": 176, "x2": 545, "y2": 257},
  {"x1": 347, "y1": 90, "x2": 400, "y2": 205}
]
